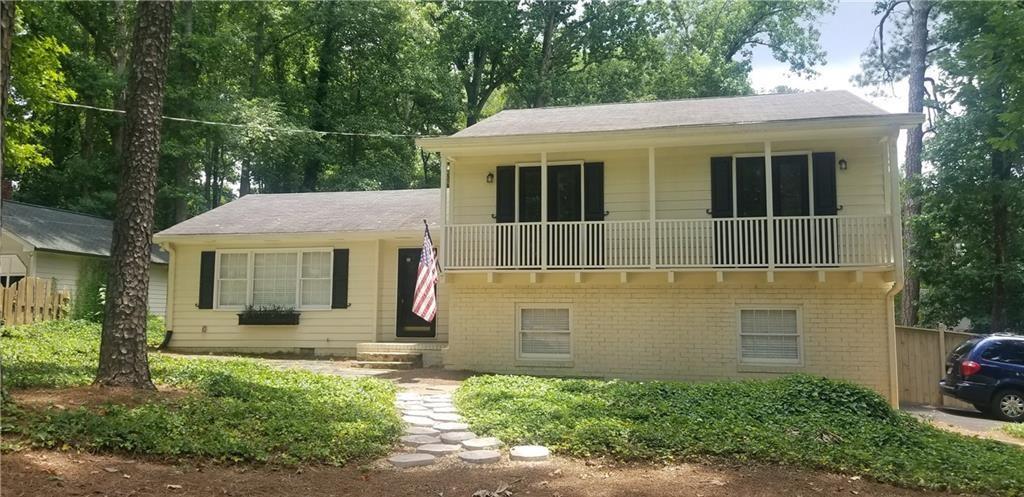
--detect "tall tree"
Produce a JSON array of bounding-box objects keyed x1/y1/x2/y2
[
  {"x1": 923, "y1": 1, "x2": 1024, "y2": 332},
  {"x1": 96, "y1": 0, "x2": 175, "y2": 389},
  {"x1": 435, "y1": 1, "x2": 527, "y2": 126},
  {"x1": 857, "y1": 0, "x2": 938, "y2": 326}
]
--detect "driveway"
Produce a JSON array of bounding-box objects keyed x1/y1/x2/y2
[{"x1": 903, "y1": 404, "x2": 1019, "y2": 445}]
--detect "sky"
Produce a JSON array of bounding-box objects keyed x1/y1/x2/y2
[{"x1": 748, "y1": 1, "x2": 909, "y2": 114}]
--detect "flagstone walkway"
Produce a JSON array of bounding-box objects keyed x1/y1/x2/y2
[{"x1": 386, "y1": 390, "x2": 549, "y2": 469}]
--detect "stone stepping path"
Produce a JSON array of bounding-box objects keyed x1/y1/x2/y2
[{"x1": 386, "y1": 391, "x2": 550, "y2": 469}]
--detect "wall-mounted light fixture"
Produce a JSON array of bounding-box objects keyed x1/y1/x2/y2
[
  {"x1": 838, "y1": 159, "x2": 848, "y2": 171},
  {"x1": 486, "y1": 172, "x2": 495, "y2": 183}
]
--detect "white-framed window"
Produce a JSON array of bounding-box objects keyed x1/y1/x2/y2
[
  {"x1": 517, "y1": 304, "x2": 572, "y2": 360},
  {"x1": 215, "y1": 249, "x2": 332, "y2": 310},
  {"x1": 216, "y1": 252, "x2": 249, "y2": 308},
  {"x1": 737, "y1": 308, "x2": 802, "y2": 365}
]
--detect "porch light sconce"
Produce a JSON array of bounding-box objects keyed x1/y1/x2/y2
[
  {"x1": 486, "y1": 172, "x2": 495, "y2": 183},
  {"x1": 838, "y1": 159, "x2": 848, "y2": 171}
]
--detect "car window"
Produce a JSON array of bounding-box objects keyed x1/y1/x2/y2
[
  {"x1": 950, "y1": 338, "x2": 981, "y2": 360},
  {"x1": 980, "y1": 340, "x2": 1024, "y2": 365}
]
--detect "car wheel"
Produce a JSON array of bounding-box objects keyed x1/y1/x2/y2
[{"x1": 991, "y1": 389, "x2": 1024, "y2": 422}]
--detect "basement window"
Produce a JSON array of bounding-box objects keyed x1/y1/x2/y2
[
  {"x1": 517, "y1": 305, "x2": 572, "y2": 361},
  {"x1": 738, "y1": 308, "x2": 802, "y2": 365}
]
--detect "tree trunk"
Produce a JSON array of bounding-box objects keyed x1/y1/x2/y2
[
  {"x1": 110, "y1": 0, "x2": 131, "y2": 162},
  {"x1": 464, "y1": 47, "x2": 484, "y2": 127},
  {"x1": 302, "y1": 9, "x2": 336, "y2": 192},
  {"x1": 1, "y1": 0, "x2": 13, "y2": 181},
  {"x1": 96, "y1": 0, "x2": 174, "y2": 389},
  {"x1": 0, "y1": 0, "x2": 14, "y2": 402},
  {"x1": 990, "y1": 150, "x2": 1010, "y2": 333},
  {"x1": 533, "y1": 10, "x2": 557, "y2": 108},
  {"x1": 899, "y1": 0, "x2": 931, "y2": 326}
]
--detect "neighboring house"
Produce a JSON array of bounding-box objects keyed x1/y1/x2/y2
[
  {"x1": 154, "y1": 90, "x2": 922, "y2": 404},
  {"x1": 0, "y1": 201, "x2": 170, "y2": 316}
]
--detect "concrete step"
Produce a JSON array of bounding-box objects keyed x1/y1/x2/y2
[
  {"x1": 356, "y1": 351, "x2": 423, "y2": 365},
  {"x1": 353, "y1": 360, "x2": 419, "y2": 370}
]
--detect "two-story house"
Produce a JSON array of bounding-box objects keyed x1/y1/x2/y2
[{"x1": 154, "y1": 91, "x2": 922, "y2": 404}]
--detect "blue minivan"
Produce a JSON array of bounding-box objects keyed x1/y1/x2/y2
[{"x1": 940, "y1": 335, "x2": 1024, "y2": 421}]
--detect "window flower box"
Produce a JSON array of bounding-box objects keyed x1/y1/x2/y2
[{"x1": 238, "y1": 306, "x2": 300, "y2": 326}]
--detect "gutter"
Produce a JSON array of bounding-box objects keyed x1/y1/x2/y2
[
  {"x1": 883, "y1": 134, "x2": 905, "y2": 408},
  {"x1": 159, "y1": 242, "x2": 176, "y2": 349}
]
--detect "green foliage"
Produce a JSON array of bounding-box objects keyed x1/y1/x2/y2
[
  {"x1": 0, "y1": 320, "x2": 402, "y2": 464},
  {"x1": 1006, "y1": 424, "x2": 1024, "y2": 441},
  {"x1": 456, "y1": 375, "x2": 1024, "y2": 496},
  {"x1": 71, "y1": 258, "x2": 109, "y2": 322}
]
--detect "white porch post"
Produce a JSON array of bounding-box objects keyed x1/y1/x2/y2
[
  {"x1": 764, "y1": 141, "x2": 775, "y2": 274},
  {"x1": 438, "y1": 153, "x2": 448, "y2": 268},
  {"x1": 648, "y1": 147, "x2": 656, "y2": 269},
  {"x1": 540, "y1": 152, "x2": 548, "y2": 270}
]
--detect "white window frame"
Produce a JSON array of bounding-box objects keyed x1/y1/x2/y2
[
  {"x1": 736, "y1": 306, "x2": 804, "y2": 366},
  {"x1": 213, "y1": 248, "x2": 333, "y2": 311},
  {"x1": 515, "y1": 303, "x2": 573, "y2": 361}
]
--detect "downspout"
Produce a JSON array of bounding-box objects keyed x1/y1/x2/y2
[
  {"x1": 158, "y1": 242, "x2": 175, "y2": 350},
  {"x1": 883, "y1": 134, "x2": 905, "y2": 408}
]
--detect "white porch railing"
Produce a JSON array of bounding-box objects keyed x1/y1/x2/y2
[{"x1": 443, "y1": 215, "x2": 893, "y2": 271}]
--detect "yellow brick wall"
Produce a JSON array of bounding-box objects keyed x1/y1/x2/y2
[{"x1": 444, "y1": 273, "x2": 895, "y2": 400}]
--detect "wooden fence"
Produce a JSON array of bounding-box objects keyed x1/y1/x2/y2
[
  {"x1": 0, "y1": 276, "x2": 71, "y2": 326},
  {"x1": 896, "y1": 325, "x2": 974, "y2": 408}
]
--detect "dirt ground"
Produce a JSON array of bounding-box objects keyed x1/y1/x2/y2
[{"x1": 2, "y1": 449, "x2": 965, "y2": 497}]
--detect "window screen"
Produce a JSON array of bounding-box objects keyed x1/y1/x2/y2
[
  {"x1": 300, "y1": 251, "x2": 332, "y2": 307},
  {"x1": 252, "y1": 252, "x2": 298, "y2": 307},
  {"x1": 217, "y1": 253, "x2": 248, "y2": 307},
  {"x1": 739, "y1": 309, "x2": 800, "y2": 363},
  {"x1": 519, "y1": 307, "x2": 571, "y2": 358}
]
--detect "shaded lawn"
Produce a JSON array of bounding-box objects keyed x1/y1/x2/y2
[
  {"x1": 0, "y1": 320, "x2": 402, "y2": 465},
  {"x1": 456, "y1": 375, "x2": 1024, "y2": 497}
]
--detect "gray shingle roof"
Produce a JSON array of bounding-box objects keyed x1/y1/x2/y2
[
  {"x1": 2, "y1": 201, "x2": 168, "y2": 263},
  {"x1": 452, "y1": 90, "x2": 892, "y2": 138},
  {"x1": 156, "y1": 189, "x2": 439, "y2": 237}
]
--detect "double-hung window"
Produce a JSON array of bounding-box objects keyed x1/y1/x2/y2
[
  {"x1": 738, "y1": 308, "x2": 802, "y2": 365},
  {"x1": 215, "y1": 249, "x2": 332, "y2": 309},
  {"x1": 517, "y1": 304, "x2": 572, "y2": 360}
]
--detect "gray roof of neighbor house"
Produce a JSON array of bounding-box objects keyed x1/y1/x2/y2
[
  {"x1": 2, "y1": 201, "x2": 168, "y2": 263},
  {"x1": 450, "y1": 90, "x2": 901, "y2": 138},
  {"x1": 156, "y1": 189, "x2": 439, "y2": 237}
]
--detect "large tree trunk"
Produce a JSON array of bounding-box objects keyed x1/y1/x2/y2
[
  {"x1": 96, "y1": 0, "x2": 175, "y2": 389},
  {"x1": 899, "y1": 0, "x2": 931, "y2": 326},
  {"x1": 1, "y1": 0, "x2": 13, "y2": 181}
]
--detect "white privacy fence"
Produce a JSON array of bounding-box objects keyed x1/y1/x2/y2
[{"x1": 444, "y1": 215, "x2": 893, "y2": 270}]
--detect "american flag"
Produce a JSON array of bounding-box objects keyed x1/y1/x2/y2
[{"x1": 412, "y1": 223, "x2": 439, "y2": 322}]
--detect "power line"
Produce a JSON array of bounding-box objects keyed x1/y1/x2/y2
[{"x1": 48, "y1": 100, "x2": 440, "y2": 139}]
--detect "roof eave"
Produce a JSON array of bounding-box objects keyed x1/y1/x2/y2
[
  {"x1": 417, "y1": 114, "x2": 925, "y2": 154},
  {"x1": 154, "y1": 228, "x2": 432, "y2": 244}
]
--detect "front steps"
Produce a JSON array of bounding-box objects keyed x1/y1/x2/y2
[
  {"x1": 354, "y1": 352, "x2": 423, "y2": 369},
  {"x1": 354, "y1": 342, "x2": 447, "y2": 369}
]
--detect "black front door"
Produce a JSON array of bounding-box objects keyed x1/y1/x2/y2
[{"x1": 396, "y1": 248, "x2": 436, "y2": 338}]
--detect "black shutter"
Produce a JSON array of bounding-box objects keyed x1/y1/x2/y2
[
  {"x1": 584, "y1": 162, "x2": 605, "y2": 221},
  {"x1": 495, "y1": 165, "x2": 515, "y2": 223},
  {"x1": 331, "y1": 249, "x2": 350, "y2": 309},
  {"x1": 198, "y1": 251, "x2": 215, "y2": 309},
  {"x1": 710, "y1": 156, "x2": 733, "y2": 218},
  {"x1": 812, "y1": 152, "x2": 838, "y2": 215}
]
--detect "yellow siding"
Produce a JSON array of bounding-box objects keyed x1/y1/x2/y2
[
  {"x1": 169, "y1": 240, "x2": 377, "y2": 354},
  {"x1": 444, "y1": 273, "x2": 895, "y2": 400},
  {"x1": 376, "y1": 239, "x2": 449, "y2": 343},
  {"x1": 167, "y1": 235, "x2": 449, "y2": 355},
  {"x1": 449, "y1": 137, "x2": 888, "y2": 223}
]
